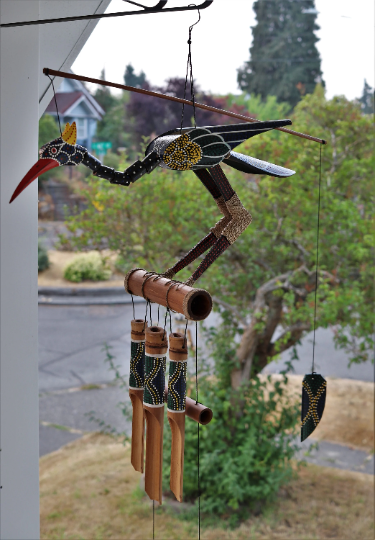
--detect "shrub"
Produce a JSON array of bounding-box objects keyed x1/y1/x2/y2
[
  {"x1": 63, "y1": 252, "x2": 111, "y2": 282},
  {"x1": 38, "y1": 241, "x2": 50, "y2": 272},
  {"x1": 162, "y1": 322, "x2": 299, "y2": 518}
]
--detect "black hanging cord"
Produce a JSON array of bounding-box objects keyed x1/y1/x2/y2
[
  {"x1": 46, "y1": 72, "x2": 62, "y2": 136},
  {"x1": 131, "y1": 294, "x2": 136, "y2": 320},
  {"x1": 143, "y1": 299, "x2": 150, "y2": 331},
  {"x1": 152, "y1": 500, "x2": 155, "y2": 540},
  {"x1": 195, "y1": 321, "x2": 201, "y2": 539},
  {"x1": 311, "y1": 145, "x2": 323, "y2": 374},
  {"x1": 180, "y1": 6, "x2": 201, "y2": 131},
  {"x1": 183, "y1": 318, "x2": 189, "y2": 348}
]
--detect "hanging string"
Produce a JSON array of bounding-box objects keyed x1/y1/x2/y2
[
  {"x1": 149, "y1": 301, "x2": 153, "y2": 327},
  {"x1": 311, "y1": 145, "x2": 323, "y2": 374},
  {"x1": 143, "y1": 299, "x2": 149, "y2": 331},
  {"x1": 195, "y1": 321, "x2": 201, "y2": 539},
  {"x1": 183, "y1": 319, "x2": 189, "y2": 348},
  {"x1": 152, "y1": 500, "x2": 155, "y2": 540},
  {"x1": 46, "y1": 72, "x2": 62, "y2": 136},
  {"x1": 131, "y1": 294, "x2": 135, "y2": 320},
  {"x1": 180, "y1": 7, "x2": 201, "y2": 131}
]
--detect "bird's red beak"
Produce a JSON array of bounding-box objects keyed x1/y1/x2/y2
[{"x1": 9, "y1": 158, "x2": 59, "y2": 203}]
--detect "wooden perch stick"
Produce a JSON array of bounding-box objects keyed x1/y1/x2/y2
[
  {"x1": 124, "y1": 269, "x2": 212, "y2": 321},
  {"x1": 129, "y1": 319, "x2": 147, "y2": 473},
  {"x1": 43, "y1": 68, "x2": 327, "y2": 145}
]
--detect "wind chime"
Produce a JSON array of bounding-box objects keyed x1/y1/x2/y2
[{"x1": 8, "y1": 6, "x2": 327, "y2": 521}]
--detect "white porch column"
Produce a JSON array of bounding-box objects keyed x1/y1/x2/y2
[{"x1": 0, "y1": 1, "x2": 40, "y2": 538}]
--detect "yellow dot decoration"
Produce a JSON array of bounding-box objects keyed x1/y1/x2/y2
[{"x1": 163, "y1": 133, "x2": 202, "y2": 170}]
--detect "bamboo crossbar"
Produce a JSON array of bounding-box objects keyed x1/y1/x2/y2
[{"x1": 43, "y1": 68, "x2": 327, "y2": 145}]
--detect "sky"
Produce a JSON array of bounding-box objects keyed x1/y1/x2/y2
[{"x1": 73, "y1": 0, "x2": 374, "y2": 101}]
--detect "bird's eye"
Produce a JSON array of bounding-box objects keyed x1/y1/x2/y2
[{"x1": 51, "y1": 147, "x2": 57, "y2": 155}]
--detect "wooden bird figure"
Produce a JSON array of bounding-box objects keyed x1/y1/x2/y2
[{"x1": 10, "y1": 119, "x2": 295, "y2": 284}]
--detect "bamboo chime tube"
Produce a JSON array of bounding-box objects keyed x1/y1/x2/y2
[
  {"x1": 129, "y1": 319, "x2": 147, "y2": 473},
  {"x1": 165, "y1": 388, "x2": 213, "y2": 425},
  {"x1": 143, "y1": 326, "x2": 168, "y2": 504},
  {"x1": 124, "y1": 269, "x2": 212, "y2": 321},
  {"x1": 167, "y1": 332, "x2": 188, "y2": 502}
]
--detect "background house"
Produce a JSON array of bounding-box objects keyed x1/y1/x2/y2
[{"x1": 45, "y1": 72, "x2": 104, "y2": 151}]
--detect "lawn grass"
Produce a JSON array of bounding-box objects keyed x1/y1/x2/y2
[{"x1": 40, "y1": 433, "x2": 374, "y2": 540}]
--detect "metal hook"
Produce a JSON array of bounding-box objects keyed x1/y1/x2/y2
[{"x1": 188, "y1": 4, "x2": 201, "y2": 32}]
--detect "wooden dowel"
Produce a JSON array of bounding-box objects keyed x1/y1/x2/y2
[
  {"x1": 124, "y1": 269, "x2": 212, "y2": 321},
  {"x1": 43, "y1": 68, "x2": 327, "y2": 145},
  {"x1": 129, "y1": 319, "x2": 147, "y2": 473},
  {"x1": 167, "y1": 332, "x2": 188, "y2": 502},
  {"x1": 143, "y1": 326, "x2": 168, "y2": 504}
]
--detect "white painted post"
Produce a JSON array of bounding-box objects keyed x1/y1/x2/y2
[{"x1": 0, "y1": 2, "x2": 40, "y2": 538}]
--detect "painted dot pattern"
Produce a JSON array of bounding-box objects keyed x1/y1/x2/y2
[
  {"x1": 129, "y1": 341, "x2": 145, "y2": 389},
  {"x1": 163, "y1": 133, "x2": 202, "y2": 171},
  {"x1": 167, "y1": 361, "x2": 187, "y2": 411},
  {"x1": 143, "y1": 355, "x2": 166, "y2": 406},
  {"x1": 301, "y1": 374, "x2": 327, "y2": 442}
]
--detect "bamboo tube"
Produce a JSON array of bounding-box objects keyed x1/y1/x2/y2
[
  {"x1": 165, "y1": 388, "x2": 213, "y2": 425},
  {"x1": 129, "y1": 319, "x2": 147, "y2": 473},
  {"x1": 167, "y1": 332, "x2": 188, "y2": 502},
  {"x1": 124, "y1": 269, "x2": 212, "y2": 321},
  {"x1": 143, "y1": 326, "x2": 168, "y2": 504}
]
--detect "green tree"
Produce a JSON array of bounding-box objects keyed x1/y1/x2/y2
[
  {"x1": 237, "y1": 0, "x2": 324, "y2": 109},
  {"x1": 124, "y1": 63, "x2": 146, "y2": 88},
  {"x1": 358, "y1": 79, "x2": 374, "y2": 115},
  {"x1": 62, "y1": 89, "x2": 373, "y2": 512},
  {"x1": 38, "y1": 113, "x2": 60, "y2": 148},
  {"x1": 63, "y1": 88, "x2": 373, "y2": 375},
  {"x1": 94, "y1": 68, "x2": 118, "y2": 112}
]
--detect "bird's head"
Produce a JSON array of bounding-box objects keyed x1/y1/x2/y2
[{"x1": 9, "y1": 122, "x2": 87, "y2": 203}]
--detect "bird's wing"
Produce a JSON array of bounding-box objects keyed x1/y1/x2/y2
[
  {"x1": 148, "y1": 119, "x2": 292, "y2": 154},
  {"x1": 202, "y1": 119, "x2": 292, "y2": 151},
  {"x1": 223, "y1": 151, "x2": 295, "y2": 178}
]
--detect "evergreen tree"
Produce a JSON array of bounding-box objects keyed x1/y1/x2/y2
[
  {"x1": 358, "y1": 79, "x2": 374, "y2": 115},
  {"x1": 124, "y1": 64, "x2": 146, "y2": 88},
  {"x1": 94, "y1": 69, "x2": 117, "y2": 112},
  {"x1": 237, "y1": 0, "x2": 323, "y2": 109}
]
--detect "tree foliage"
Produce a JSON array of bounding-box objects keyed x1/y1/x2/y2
[
  {"x1": 62, "y1": 89, "x2": 373, "y2": 378},
  {"x1": 39, "y1": 113, "x2": 60, "y2": 148},
  {"x1": 357, "y1": 79, "x2": 374, "y2": 115},
  {"x1": 237, "y1": 0, "x2": 323, "y2": 109},
  {"x1": 63, "y1": 89, "x2": 373, "y2": 514}
]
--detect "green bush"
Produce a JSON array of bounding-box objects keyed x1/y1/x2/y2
[
  {"x1": 38, "y1": 241, "x2": 50, "y2": 272},
  {"x1": 162, "y1": 322, "x2": 299, "y2": 518},
  {"x1": 63, "y1": 252, "x2": 111, "y2": 282}
]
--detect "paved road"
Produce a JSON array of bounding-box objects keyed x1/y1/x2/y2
[{"x1": 39, "y1": 303, "x2": 374, "y2": 474}]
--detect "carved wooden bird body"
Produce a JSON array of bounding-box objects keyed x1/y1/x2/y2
[{"x1": 10, "y1": 119, "x2": 295, "y2": 285}]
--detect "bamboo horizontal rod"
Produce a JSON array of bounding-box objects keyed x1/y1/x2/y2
[
  {"x1": 43, "y1": 68, "x2": 327, "y2": 145},
  {"x1": 124, "y1": 269, "x2": 212, "y2": 321}
]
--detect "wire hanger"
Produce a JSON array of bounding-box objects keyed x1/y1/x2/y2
[{"x1": 0, "y1": 0, "x2": 214, "y2": 28}]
